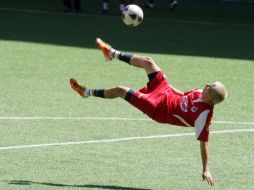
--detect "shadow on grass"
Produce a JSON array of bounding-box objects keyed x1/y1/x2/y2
[
  {"x1": 5, "y1": 180, "x2": 152, "y2": 190},
  {"x1": 0, "y1": 2, "x2": 254, "y2": 61}
]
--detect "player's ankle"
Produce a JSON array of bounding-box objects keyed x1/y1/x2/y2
[
  {"x1": 85, "y1": 88, "x2": 105, "y2": 98},
  {"x1": 110, "y1": 48, "x2": 121, "y2": 59}
]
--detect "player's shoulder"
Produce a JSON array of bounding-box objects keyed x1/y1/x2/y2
[
  {"x1": 193, "y1": 88, "x2": 203, "y2": 98},
  {"x1": 193, "y1": 88, "x2": 203, "y2": 93},
  {"x1": 184, "y1": 88, "x2": 203, "y2": 96}
]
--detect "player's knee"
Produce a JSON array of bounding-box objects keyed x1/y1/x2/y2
[
  {"x1": 144, "y1": 56, "x2": 155, "y2": 65},
  {"x1": 143, "y1": 56, "x2": 160, "y2": 72}
]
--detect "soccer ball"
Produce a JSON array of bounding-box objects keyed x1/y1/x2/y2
[{"x1": 122, "y1": 4, "x2": 143, "y2": 27}]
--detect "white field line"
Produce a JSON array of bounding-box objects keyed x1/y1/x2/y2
[
  {"x1": 0, "y1": 129, "x2": 253, "y2": 151},
  {"x1": 0, "y1": 7, "x2": 254, "y2": 28},
  {"x1": 0, "y1": 116, "x2": 254, "y2": 125}
]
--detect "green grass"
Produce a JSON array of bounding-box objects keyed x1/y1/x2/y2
[{"x1": 0, "y1": 1, "x2": 254, "y2": 190}]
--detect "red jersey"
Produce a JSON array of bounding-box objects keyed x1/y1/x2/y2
[{"x1": 129, "y1": 71, "x2": 214, "y2": 142}]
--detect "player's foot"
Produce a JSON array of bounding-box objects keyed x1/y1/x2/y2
[
  {"x1": 96, "y1": 38, "x2": 112, "y2": 61},
  {"x1": 170, "y1": 0, "x2": 178, "y2": 10},
  {"x1": 70, "y1": 78, "x2": 88, "y2": 98}
]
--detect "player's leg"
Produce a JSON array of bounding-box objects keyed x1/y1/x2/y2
[
  {"x1": 144, "y1": 0, "x2": 155, "y2": 9},
  {"x1": 63, "y1": 0, "x2": 72, "y2": 12},
  {"x1": 73, "y1": 0, "x2": 81, "y2": 12},
  {"x1": 169, "y1": 0, "x2": 177, "y2": 10},
  {"x1": 119, "y1": 0, "x2": 125, "y2": 12},
  {"x1": 101, "y1": 0, "x2": 109, "y2": 14},
  {"x1": 129, "y1": 55, "x2": 161, "y2": 74},
  {"x1": 96, "y1": 38, "x2": 161, "y2": 75},
  {"x1": 104, "y1": 86, "x2": 132, "y2": 99},
  {"x1": 70, "y1": 78, "x2": 132, "y2": 99},
  {"x1": 69, "y1": 78, "x2": 156, "y2": 119}
]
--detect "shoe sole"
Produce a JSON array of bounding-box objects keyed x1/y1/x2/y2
[
  {"x1": 96, "y1": 38, "x2": 112, "y2": 61},
  {"x1": 70, "y1": 78, "x2": 85, "y2": 97}
]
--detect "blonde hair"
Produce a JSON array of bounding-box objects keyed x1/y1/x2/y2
[{"x1": 211, "y1": 82, "x2": 227, "y2": 105}]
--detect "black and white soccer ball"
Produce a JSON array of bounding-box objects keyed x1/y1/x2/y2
[{"x1": 122, "y1": 4, "x2": 143, "y2": 27}]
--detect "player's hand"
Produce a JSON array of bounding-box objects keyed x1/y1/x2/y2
[{"x1": 202, "y1": 170, "x2": 215, "y2": 186}]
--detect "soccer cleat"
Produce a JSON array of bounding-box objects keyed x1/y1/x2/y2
[
  {"x1": 70, "y1": 78, "x2": 88, "y2": 98},
  {"x1": 96, "y1": 38, "x2": 112, "y2": 61}
]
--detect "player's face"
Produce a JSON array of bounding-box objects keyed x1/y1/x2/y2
[{"x1": 202, "y1": 84, "x2": 215, "y2": 100}]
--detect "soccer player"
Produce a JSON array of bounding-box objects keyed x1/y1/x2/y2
[
  {"x1": 100, "y1": 0, "x2": 122, "y2": 15},
  {"x1": 63, "y1": 0, "x2": 81, "y2": 13},
  {"x1": 145, "y1": 0, "x2": 178, "y2": 10},
  {"x1": 100, "y1": 0, "x2": 139, "y2": 15},
  {"x1": 70, "y1": 38, "x2": 227, "y2": 186}
]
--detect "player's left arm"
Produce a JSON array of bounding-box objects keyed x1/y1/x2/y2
[{"x1": 200, "y1": 140, "x2": 215, "y2": 186}]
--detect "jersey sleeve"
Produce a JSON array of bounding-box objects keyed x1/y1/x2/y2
[
  {"x1": 184, "y1": 88, "x2": 203, "y2": 96},
  {"x1": 194, "y1": 110, "x2": 213, "y2": 142},
  {"x1": 183, "y1": 90, "x2": 193, "y2": 96}
]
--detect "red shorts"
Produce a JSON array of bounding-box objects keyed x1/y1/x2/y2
[{"x1": 129, "y1": 71, "x2": 174, "y2": 120}]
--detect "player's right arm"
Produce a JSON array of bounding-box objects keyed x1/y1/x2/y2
[
  {"x1": 200, "y1": 141, "x2": 215, "y2": 186},
  {"x1": 195, "y1": 110, "x2": 214, "y2": 185}
]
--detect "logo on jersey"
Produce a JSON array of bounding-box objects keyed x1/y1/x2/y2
[
  {"x1": 180, "y1": 96, "x2": 188, "y2": 112},
  {"x1": 191, "y1": 106, "x2": 198, "y2": 112}
]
